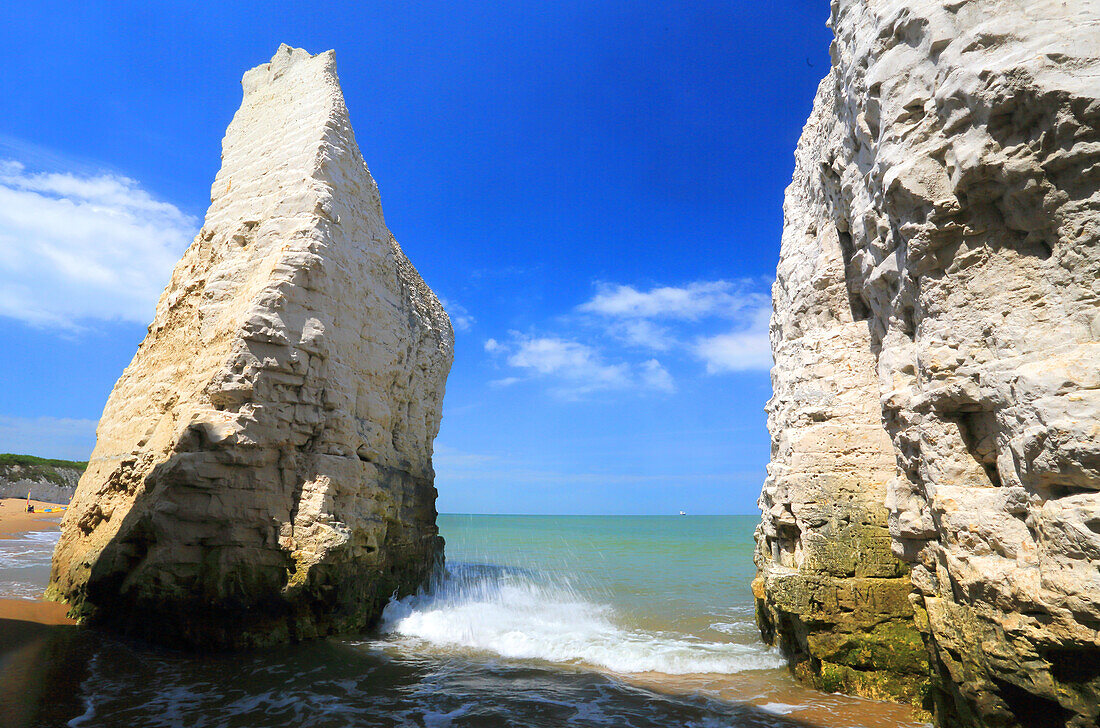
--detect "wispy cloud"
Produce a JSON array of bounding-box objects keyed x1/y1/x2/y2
[
  {"x1": 692, "y1": 304, "x2": 772, "y2": 373},
  {"x1": 578, "y1": 280, "x2": 767, "y2": 321},
  {"x1": 639, "y1": 359, "x2": 675, "y2": 392},
  {"x1": 488, "y1": 376, "x2": 522, "y2": 388},
  {"x1": 576, "y1": 279, "x2": 773, "y2": 373},
  {"x1": 0, "y1": 415, "x2": 97, "y2": 461},
  {"x1": 432, "y1": 443, "x2": 499, "y2": 468},
  {"x1": 481, "y1": 279, "x2": 772, "y2": 397},
  {"x1": 0, "y1": 159, "x2": 196, "y2": 330},
  {"x1": 610, "y1": 319, "x2": 676, "y2": 351},
  {"x1": 485, "y1": 332, "x2": 673, "y2": 398},
  {"x1": 438, "y1": 296, "x2": 474, "y2": 332}
]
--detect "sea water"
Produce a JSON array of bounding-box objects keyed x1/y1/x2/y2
[
  {"x1": 0, "y1": 515, "x2": 928, "y2": 728},
  {"x1": 380, "y1": 515, "x2": 782, "y2": 675},
  {"x1": 0, "y1": 525, "x2": 60, "y2": 600}
]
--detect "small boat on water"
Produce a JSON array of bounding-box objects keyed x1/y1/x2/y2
[{"x1": 679, "y1": 510, "x2": 686, "y2": 516}]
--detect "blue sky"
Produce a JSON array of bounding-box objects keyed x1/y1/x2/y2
[{"x1": 0, "y1": 1, "x2": 831, "y2": 514}]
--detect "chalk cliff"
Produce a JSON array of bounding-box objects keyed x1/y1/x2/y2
[
  {"x1": 0, "y1": 455, "x2": 84, "y2": 503},
  {"x1": 48, "y1": 45, "x2": 453, "y2": 648},
  {"x1": 756, "y1": 1, "x2": 1100, "y2": 726}
]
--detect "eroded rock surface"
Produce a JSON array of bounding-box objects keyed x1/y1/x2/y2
[
  {"x1": 756, "y1": 1, "x2": 1100, "y2": 726},
  {"x1": 48, "y1": 45, "x2": 453, "y2": 648}
]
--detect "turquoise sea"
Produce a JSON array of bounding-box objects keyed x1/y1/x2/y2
[{"x1": 0, "y1": 515, "x2": 926, "y2": 727}]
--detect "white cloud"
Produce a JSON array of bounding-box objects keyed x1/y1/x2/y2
[
  {"x1": 438, "y1": 297, "x2": 474, "y2": 332},
  {"x1": 694, "y1": 306, "x2": 773, "y2": 373},
  {"x1": 573, "y1": 278, "x2": 774, "y2": 373},
  {"x1": 578, "y1": 280, "x2": 768, "y2": 321},
  {"x1": 610, "y1": 319, "x2": 675, "y2": 351},
  {"x1": 0, "y1": 159, "x2": 197, "y2": 330},
  {"x1": 694, "y1": 330, "x2": 772, "y2": 373},
  {"x1": 507, "y1": 336, "x2": 632, "y2": 392},
  {"x1": 0, "y1": 415, "x2": 98, "y2": 461},
  {"x1": 485, "y1": 333, "x2": 674, "y2": 397},
  {"x1": 639, "y1": 359, "x2": 675, "y2": 392}
]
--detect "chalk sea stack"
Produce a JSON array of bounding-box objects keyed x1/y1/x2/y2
[
  {"x1": 755, "y1": 1, "x2": 1100, "y2": 726},
  {"x1": 47, "y1": 45, "x2": 453, "y2": 649}
]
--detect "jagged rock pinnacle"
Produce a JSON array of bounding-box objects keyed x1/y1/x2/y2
[{"x1": 48, "y1": 45, "x2": 453, "y2": 649}]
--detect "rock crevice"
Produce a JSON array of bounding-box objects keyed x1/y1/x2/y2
[{"x1": 48, "y1": 45, "x2": 453, "y2": 649}]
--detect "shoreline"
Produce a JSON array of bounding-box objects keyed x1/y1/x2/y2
[
  {"x1": 0, "y1": 496, "x2": 76, "y2": 639},
  {"x1": 622, "y1": 670, "x2": 930, "y2": 728},
  {"x1": 0, "y1": 497, "x2": 69, "y2": 539},
  {"x1": 0, "y1": 501, "x2": 79, "y2": 728}
]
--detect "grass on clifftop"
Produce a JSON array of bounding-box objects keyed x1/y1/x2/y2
[
  {"x1": 0, "y1": 453, "x2": 88, "y2": 470},
  {"x1": 0, "y1": 453, "x2": 88, "y2": 486}
]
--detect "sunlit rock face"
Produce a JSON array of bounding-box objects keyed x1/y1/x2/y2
[
  {"x1": 756, "y1": 1, "x2": 1100, "y2": 725},
  {"x1": 48, "y1": 45, "x2": 453, "y2": 649}
]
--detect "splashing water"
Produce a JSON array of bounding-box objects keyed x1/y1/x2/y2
[{"x1": 380, "y1": 561, "x2": 786, "y2": 675}]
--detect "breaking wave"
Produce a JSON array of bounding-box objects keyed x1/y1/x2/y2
[{"x1": 380, "y1": 563, "x2": 785, "y2": 675}]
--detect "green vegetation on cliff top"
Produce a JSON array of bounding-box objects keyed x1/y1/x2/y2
[{"x1": 0, "y1": 453, "x2": 88, "y2": 487}]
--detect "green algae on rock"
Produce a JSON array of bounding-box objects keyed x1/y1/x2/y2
[{"x1": 754, "y1": 514, "x2": 931, "y2": 711}]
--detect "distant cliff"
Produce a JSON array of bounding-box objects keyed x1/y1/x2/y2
[
  {"x1": 755, "y1": 1, "x2": 1100, "y2": 727},
  {"x1": 0, "y1": 454, "x2": 85, "y2": 503}
]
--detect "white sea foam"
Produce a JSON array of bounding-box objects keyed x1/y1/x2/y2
[
  {"x1": 0, "y1": 580, "x2": 47, "y2": 599},
  {"x1": 757, "y1": 702, "x2": 801, "y2": 715},
  {"x1": 0, "y1": 527, "x2": 60, "y2": 568},
  {"x1": 708, "y1": 621, "x2": 756, "y2": 637},
  {"x1": 380, "y1": 563, "x2": 786, "y2": 675}
]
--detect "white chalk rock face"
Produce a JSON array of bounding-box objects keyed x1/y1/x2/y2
[
  {"x1": 48, "y1": 45, "x2": 453, "y2": 648},
  {"x1": 757, "y1": 1, "x2": 1100, "y2": 726}
]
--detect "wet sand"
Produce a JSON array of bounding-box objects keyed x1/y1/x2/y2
[
  {"x1": 0, "y1": 598, "x2": 76, "y2": 658},
  {"x1": 0, "y1": 505, "x2": 80, "y2": 728},
  {"x1": 628, "y1": 670, "x2": 930, "y2": 728},
  {"x1": 0, "y1": 498, "x2": 71, "y2": 636},
  {"x1": 0, "y1": 602, "x2": 85, "y2": 728}
]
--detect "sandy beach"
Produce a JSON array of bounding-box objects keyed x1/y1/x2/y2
[
  {"x1": 0, "y1": 497, "x2": 76, "y2": 646},
  {"x1": 0, "y1": 498, "x2": 69, "y2": 539}
]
